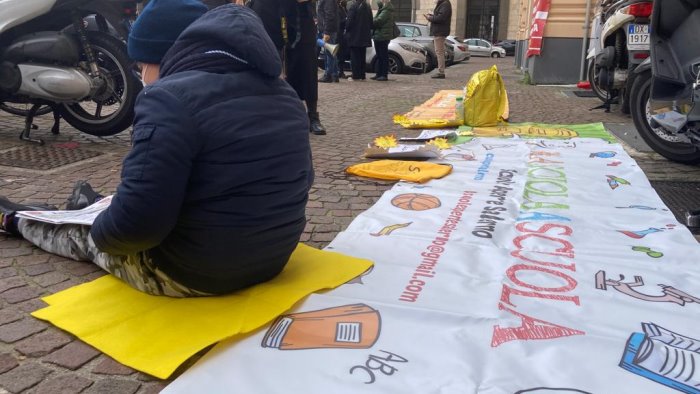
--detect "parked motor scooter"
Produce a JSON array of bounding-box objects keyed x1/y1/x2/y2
[
  {"x1": 0, "y1": 0, "x2": 141, "y2": 144},
  {"x1": 629, "y1": 0, "x2": 700, "y2": 164},
  {"x1": 589, "y1": 0, "x2": 652, "y2": 114},
  {"x1": 587, "y1": 0, "x2": 623, "y2": 102}
]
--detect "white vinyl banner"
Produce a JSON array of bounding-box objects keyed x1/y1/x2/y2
[{"x1": 164, "y1": 134, "x2": 700, "y2": 394}]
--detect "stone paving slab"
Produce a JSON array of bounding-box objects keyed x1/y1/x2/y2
[{"x1": 1, "y1": 57, "x2": 699, "y2": 393}]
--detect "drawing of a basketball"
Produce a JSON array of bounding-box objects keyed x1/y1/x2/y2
[{"x1": 391, "y1": 193, "x2": 441, "y2": 211}]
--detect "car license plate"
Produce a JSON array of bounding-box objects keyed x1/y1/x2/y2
[{"x1": 627, "y1": 24, "x2": 649, "y2": 50}]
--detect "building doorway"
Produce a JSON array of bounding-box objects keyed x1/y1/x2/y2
[
  {"x1": 466, "y1": 0, "x2": 500, "y2": 41},
  {"x1": 393, "y1": 0, "x2": 413, "y2": 22}
]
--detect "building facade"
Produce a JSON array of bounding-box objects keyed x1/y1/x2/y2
[
  {"x1": 388, "y1": 0, "x2": 592, "y2": 84},
  {"x1": 512, "y1": 0, "x2": 594, "y2": 84},
  {"x1": 390, "y1": 0, "x2": 512, "y2": 41}
]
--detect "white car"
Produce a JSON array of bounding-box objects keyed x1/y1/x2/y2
[
  {"x1": 366, "y1": 37, "x2": 427, "y2": 74},
  {"x1": 446, "y1": 36, "x2": 470, "y2": 63},
  {"x1": 463, "y1": 38, "x2": 506, "y2": 58},
  {"x1": 319, "y1": 38, "x2": 427, "y2": 74}
]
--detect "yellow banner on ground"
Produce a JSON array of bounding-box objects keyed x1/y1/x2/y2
[
  {"x1": 32, "y1": 244, "x2": 373, "y2": 379},
  {"x1": 393, "y1": 90, "x2": 464, "y2": 129}
]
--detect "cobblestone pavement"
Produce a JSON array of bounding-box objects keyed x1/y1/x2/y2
[{"x1": 1, "y1": 57, "x2": 699, "y2": 393}]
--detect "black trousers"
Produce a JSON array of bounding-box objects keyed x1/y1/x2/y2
[
  {"x1": 374, "y1": 40, "x2": 389, "y2": 78},
  {"x1": 350, "y1": 47, "x2": 366, "y2": 79}
]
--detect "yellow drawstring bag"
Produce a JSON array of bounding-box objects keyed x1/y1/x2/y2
[
  {"x1": 464, "y1": 65, "x2": 508, "y2": 127},
  {"x1": 346, "y1": 160, "x2": 452, "y2": 183}
]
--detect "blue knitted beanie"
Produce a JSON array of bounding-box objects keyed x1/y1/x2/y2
[{"x1": 128, "y1": 0, "x2": 208, "y2": 64}]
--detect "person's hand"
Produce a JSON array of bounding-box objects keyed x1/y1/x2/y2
[{"x1": 323, "y1": 34, "x2": 331, "y2": 43}]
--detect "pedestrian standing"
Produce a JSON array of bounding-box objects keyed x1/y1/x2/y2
[
  {"x1": 337, "y1": 0, "x2": 348, "y2": 78},
  {"x1": 248, "y1": 0, "x2": 327, "y2": 135},
  {"x1": 344, "y1": 0, "x2": 372, "y2": 81},
  {"x1": 371, "y1": 0, "x2": 394, "y2": 81},
  {"x1": 425, "y1": 0, "x2": 451, "y2": 79},
  {"x1": 317, "y1": 0, "x2": 340, "y2": 83}
]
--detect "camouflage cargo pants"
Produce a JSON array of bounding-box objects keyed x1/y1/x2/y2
[{"x1": 18, "y1": 219, "x2": 211, "y2": 297}]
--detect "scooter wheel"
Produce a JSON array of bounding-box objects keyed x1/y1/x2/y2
[
  {"x1": 59, "y1": 32, "x2": 141, "y2": 137},
  {"x1": 631, "y1": 70, "x2": 700, "y2": 164}
]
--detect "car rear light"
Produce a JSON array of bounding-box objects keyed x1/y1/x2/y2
[
  {"x1": 457, "y1": 45, "x2": 466, "y2": 51},
  {"x1": 627, "y1": 2, "x2": 652, "y2": 17},
  {"x1": 633, "y1": 52, "x2": 649, "y2": 59}
]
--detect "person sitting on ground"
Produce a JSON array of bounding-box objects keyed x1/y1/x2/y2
[{"x1": 0, "y1": 2, "x2": 314, "y2": 297}]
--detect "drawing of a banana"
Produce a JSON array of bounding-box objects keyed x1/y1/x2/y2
[{"x1": 370, "y1": 222, "x2": 412, "y2": 237}]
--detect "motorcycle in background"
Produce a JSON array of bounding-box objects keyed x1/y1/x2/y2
[
  {"x1": 629, "y1": 0, "x2": 700, "y2": 164},
  {"x1": 0, "y1": 0, "x2": 141, "y2": 144},
  {"x1": 589, "y1": 0, "x2": 652, "y2": 114},
  {"x1": 587, "y1": 0, "x2": 622, "y2": 102}
]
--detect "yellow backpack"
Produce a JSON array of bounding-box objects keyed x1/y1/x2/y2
[{"x1": 464, "y1": 65, "x2": 509, "y2": 127}]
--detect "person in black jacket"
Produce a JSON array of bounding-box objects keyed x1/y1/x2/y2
[
  {"x1": 425, "y1": 0, "x2": 452, "y2": 79},
  {"x1": 337, "y1": 0, "x2": 348, "y2": 78},
  {"x1": 317, "y1": 0, "x2": 339, "y2": 83},
  {"x1": 344, "y1": 0, "x2": 372, "y2": 81},
  {"x1": 248, "y1": 0, "x2": 328, "y2": 135},
  {"x1": 0, "y1": 2, "x2": 313, "y2": 297}
]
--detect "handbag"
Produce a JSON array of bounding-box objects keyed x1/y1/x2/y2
[{"x1": 392, "y1": 22, "x2": 400, "y2": 39}]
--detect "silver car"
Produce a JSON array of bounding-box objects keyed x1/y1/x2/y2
[
  {"x1": 446, "y1": 35, "x2": 470, "y2": 63},
  {"x1": 366, "y1": 38, "x2": 427, "y2": 74},
  {"x1": 464, "y1": 38, "x2": 506, "y2": 58}
]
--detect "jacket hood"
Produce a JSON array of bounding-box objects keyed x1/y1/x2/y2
[{"x1": 160, "y1": 5, "x2": 281, "y2": 78}]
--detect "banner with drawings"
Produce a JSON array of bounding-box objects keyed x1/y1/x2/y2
[{"x1": 164, "y1": 124, "x2": 700, "y2": 394}]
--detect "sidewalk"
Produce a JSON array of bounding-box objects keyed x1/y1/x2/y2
[{"x1": 1, "y1": 57, "x2": 699, "y2": 393}]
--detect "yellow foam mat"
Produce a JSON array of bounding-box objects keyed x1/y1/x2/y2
[{"x1": 32, "y1": 244, "x2": 373, "y2": 379}]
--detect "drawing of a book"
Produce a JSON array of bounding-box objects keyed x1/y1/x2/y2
[
  {"x1": 619, "y1": 322, "x2": 700, "y2": 393},
  {"x1": 261, "y1": 304, "x2": 381, "y2": 350}
]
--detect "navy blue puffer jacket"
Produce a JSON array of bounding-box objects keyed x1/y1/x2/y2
[{"x1": 91, "y1": 5, "x2": 313, "y2": 294}]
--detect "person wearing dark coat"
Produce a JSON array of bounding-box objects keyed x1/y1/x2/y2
[
  {"x1": 0, "y1": 2, "x2": 314, "y2": 297},
  {"x1": 248, "y1": 0, "x2": 328, "y2": 135},
  {"x1": 371, "y1": 0, "x2": 394, "y2": 81},
  {"x1": 317, "y1": 0, "x2": 339, "y2": 83},
  {"x1": 337, "y1": 0, "x2": 349, "y2": 78},
  {"x1": 425, "y1": 0, "x2": 452, "y2": 78},
  {"x1": 344, "y1": 0, "x2": 372, "y2": 80}
]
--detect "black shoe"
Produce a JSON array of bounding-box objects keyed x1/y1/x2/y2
[
  {"x1": 318, "y1": 76, "x2": 333, "y2": 83},
  {"x1": 66, "y1": 181, "x2": 103, "y2": 210},
  {"x1": 370, "y1": 75, "x2": 379, "y2": 80},
  {"x1": 431, "y1": 73, "x2": 445, "y2": 79},
  {"x1": 333, "y1": 76, "x2": 339, "y2": 83},
  {"x1": 0, "y1": 196, "x2": 56, "y2": 235},
  {"x1": 308, "y1": 112, "x2": 327, "y2": 135},
  {"x1": 375, "y1": 76, "x2": 388, "y2": 81}
]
